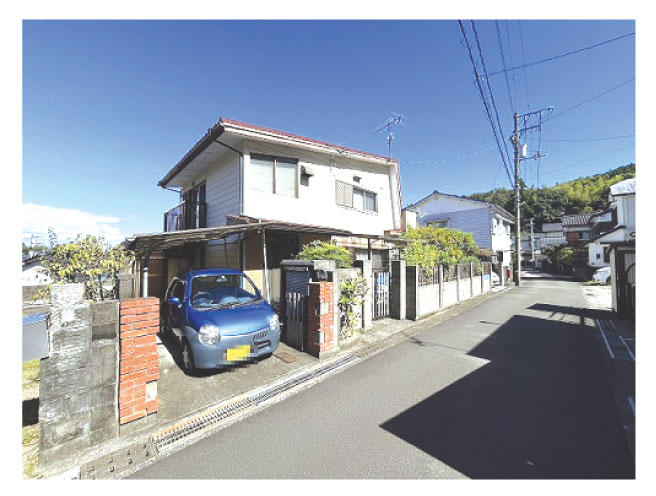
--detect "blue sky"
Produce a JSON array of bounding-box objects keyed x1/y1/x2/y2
[{"x1": 22, "y1": 20, "x2": 635, "y2": 244}]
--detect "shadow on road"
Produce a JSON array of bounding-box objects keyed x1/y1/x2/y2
[{"x1": 380, "y1": 314, "x2": 634, "y2": 479}]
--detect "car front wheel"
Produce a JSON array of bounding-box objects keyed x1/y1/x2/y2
[{"x1": 182, "y1": 339, "x2": 197, "y2": 375}]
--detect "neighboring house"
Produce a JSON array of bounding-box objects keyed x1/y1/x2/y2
[
  {"x1": 562, "y1": 213, "x2": 596, "y2": 247},
  {"x1": 536, "y1": 222, "x2": 566, "y2": 249},
  {"x1": 594, "y1": 178, "x2": 636, "y2": 318},
  {"x1": 583, "y1": 210, "x2": 616, "y2": 269},
  {"x1": 138, "y1": 117, "x2": 402, "y2": 298},
  {"x1": 403, "y1": 191, "x2": 515, "y2": 273},
  {"x1": 22, "y1": 255, "x2": 51, "y2": 286}
]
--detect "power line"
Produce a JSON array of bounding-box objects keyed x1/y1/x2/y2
[
  {"x1": 545, "y1": 134, "x2": 635, "y2": 142},
  {"x1": 458, "y1": 20, "x2": 513, "y2": 187},
  {"x1": 544, "y1": 77, "x2": 635, "y2": 122},
  {"x1": 495, "y1": 20, "x2": 515, "y2": 114},
  {"x1": 540, "y1": 143, "x2": 634, "y2": 177},
  {"x1": 404, "y1": 144, "x2": 497, "y2": 165},
  {"x1": 470, "y1": 21, "x2": 515, "y2": 180},
  {"x1": 517, "y1": 20, "x2": 531, "y2": 111},
  {"x1": 486, "y1": 31, "x2": 635, "y2": 77}
]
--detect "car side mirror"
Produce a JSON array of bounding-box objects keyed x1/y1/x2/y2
[{"x1": 168, "y1": 296, "x2": 181, "y2": 307}]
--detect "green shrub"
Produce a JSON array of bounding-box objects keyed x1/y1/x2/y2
[
  {"x1": 401, "y1": 226, "x2": 480, "y2": 270},
  {"x1": 297, "y1": 240, "x2": 352, "y2": 268}
]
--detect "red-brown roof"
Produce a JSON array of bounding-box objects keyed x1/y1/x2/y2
[{"x1": 220, "y1": 118, "x2": 397, "y2": 163}]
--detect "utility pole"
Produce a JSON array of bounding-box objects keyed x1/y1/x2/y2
[
  {"x1": 511, "y1": 113, "x2": 521, "y2": 286},
  {"x1": 510, "y1": 107, "x2": 552, "y2": 286}
]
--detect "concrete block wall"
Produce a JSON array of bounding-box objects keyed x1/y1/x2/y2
[
  {"x1": 405, "y1": 263, "x2": 493, "y2": 320},
  {"x1": 38, "y1": 284, "x2": 120, "y2": 468},
  {"x1": 118, "y1": 298, "x2": 160, "y2": 425},
  {"x1": 307, "y1": 281, "x2": 334, "y2": 357}
]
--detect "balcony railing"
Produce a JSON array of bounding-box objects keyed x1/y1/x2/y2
[{"x1": 163, "y1": 201, "x2": 207, "y2": 232}]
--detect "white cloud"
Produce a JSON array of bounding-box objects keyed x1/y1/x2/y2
[{"x1": 22, "y1": 203, "x2": 127, "y2": 245}]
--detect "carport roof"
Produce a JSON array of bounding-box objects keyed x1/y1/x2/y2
[{"x1": 124, "y1": 222, "x2": 353, "y2": 256}]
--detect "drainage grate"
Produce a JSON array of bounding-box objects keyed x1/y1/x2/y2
[{"x1": 152, "y1": 354, "x2": 359, "y2": 451}]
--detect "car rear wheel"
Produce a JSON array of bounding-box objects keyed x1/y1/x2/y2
[{"x1": 182, "y1": 339, "x2": 197, "y2": 375}]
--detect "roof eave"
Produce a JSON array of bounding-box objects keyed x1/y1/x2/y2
[{"x1": 158, "y1": 122, "x2": 226, "y2": 188}]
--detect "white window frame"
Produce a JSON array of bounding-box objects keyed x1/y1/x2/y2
[
  {"x1": 250, "y1": 153, "x2": 299, "y2": 198},
  {"x1": 427, "y1": 219, "x2": 449, "y2": 228}
]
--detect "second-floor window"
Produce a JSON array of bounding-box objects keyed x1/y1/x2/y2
[
  {"x1": 336, "y1": 180, "x2": 378, "y2": 213},
  {"x1": 250, "y1": 153, "x2": 298, "y2": 197}
]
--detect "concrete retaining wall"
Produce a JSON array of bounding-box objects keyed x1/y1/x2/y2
[{"x1": 38, "y1": 284, "x2": 119, "y2": 468}]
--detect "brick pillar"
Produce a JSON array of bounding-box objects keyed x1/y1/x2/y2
[
  {"x1": 118, "y1": 298, "x2": 160, "y2": 424},
  {"x1": 307, "y1": 281, "x2": 334, "y2": 357}
]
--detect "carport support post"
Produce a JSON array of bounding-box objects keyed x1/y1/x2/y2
[
  {"x1": 141, "y1": 253, "x2": 151, "y2": 298},
  {"x1": 261, "y1": 228, "x2": 269, "y2": 301}
]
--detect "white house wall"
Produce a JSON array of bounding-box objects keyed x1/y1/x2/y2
[
  {"x1": 241, "y1": 139, "x2": 399, "y2": 236},
  {"x1": 588, "y1": 241, "x2": 609, "y2": 268}
]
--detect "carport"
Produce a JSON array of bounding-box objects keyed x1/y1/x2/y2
[{"x1": 124, "y1": 222, "x2": 354, "y2": 300}]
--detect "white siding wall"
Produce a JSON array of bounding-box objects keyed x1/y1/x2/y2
[
  {"x1": 491, "y1": 215, "x2": 512, "y2": 252},
  {"x1": 241, "y1": 140, "x2": 398, "y2": 236}
]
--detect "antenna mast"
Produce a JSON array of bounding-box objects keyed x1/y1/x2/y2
[{"x1": 375, "y1": 113, "x2": 405, "y2": 158}]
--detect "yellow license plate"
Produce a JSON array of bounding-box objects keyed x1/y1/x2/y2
[{"x1": 226, "y1": 345, "x2": 251, "y2": 361}]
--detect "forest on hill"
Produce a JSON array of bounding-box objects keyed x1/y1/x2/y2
[{"x1": 468, "y1": 163, "x2": 635, "y2": 230}]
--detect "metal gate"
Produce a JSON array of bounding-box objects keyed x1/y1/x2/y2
[
  {"x1": 282, "y1": 264, "x2": 310, "y2": 351},
  {"x1": 373, "y1": 269, "x2": 390, "y2": 320}
]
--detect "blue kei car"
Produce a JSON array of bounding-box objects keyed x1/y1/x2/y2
[{"x1": 161, "y1": 268, "x2": 280, "y2": 374}]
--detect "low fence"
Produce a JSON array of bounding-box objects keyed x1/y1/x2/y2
[{"x1": 407, "y1": 262, "x2": 493, "y2": 320}]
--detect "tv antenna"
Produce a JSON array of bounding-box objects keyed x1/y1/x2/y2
[{"x1": 375, "y1": 113, "x2": 405, "y2": 158}]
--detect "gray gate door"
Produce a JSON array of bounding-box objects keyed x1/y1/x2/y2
[
  {"x1": 373, "y1": 270, "x2": 390, "y2": 320},
  {"x1": 284, "y1": 267, "x2": 310, "y2": 351}
]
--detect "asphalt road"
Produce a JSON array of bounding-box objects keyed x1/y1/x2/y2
[{"x1": 131, "y1": 273, "x2": 634, "y2": 479}]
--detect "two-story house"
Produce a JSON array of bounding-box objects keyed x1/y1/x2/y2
[
  {"x1": 562, "y1": 213, "x2": 596, "y2": 247},
  {"x1": 587, "y1": 178, "x2": 636, "y2": 318},
  {"x1": 403, "y1": 191, "x2": 515, "y2": 279},
  {"x1": 129, "y1": 118, "x2": 402, "y2": 299}
]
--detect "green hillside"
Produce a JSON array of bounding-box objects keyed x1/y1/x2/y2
[{"x1": 468, "y1": 163, "x2": 635, "y2": 230}]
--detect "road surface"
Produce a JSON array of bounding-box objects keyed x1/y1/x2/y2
[{"x1": 131, "y1": 273, "x2": 634, "y2": 479}]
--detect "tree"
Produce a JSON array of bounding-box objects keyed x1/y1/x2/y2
[
  {"x1": 401, "y1": 226, "x2": 479, "y2": 270},
  {"x1": 39, "y1": 232, "x2": 134, "y2": 300},
  {"x1": 297, "y1": 240, "x2": 352, "y2": 268},
  {"x1": 468, "y1": 163, "x2": 635, "y2": 230}
]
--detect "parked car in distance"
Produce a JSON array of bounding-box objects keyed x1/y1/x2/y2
[
  {"x1": 491, "y1": 271, "x2": 500, "y2": 285},
  {"x1": 161, "y1": 268, "x2": 280, "y2": 374},
  {"x1": 593, "y1": 266, "x2": 612, "y2": 284}
]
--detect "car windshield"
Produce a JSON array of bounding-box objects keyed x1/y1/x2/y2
[{"x1": 190, "y1": 274, "x2": 261, "y2": 309}]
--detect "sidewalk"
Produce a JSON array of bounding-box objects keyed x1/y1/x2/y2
[
  {"x1": 45, "y1": 286, "x2": 501, "y2": 479},
  {"x1": 581, "y1": 284, "x2": 635, "y2": 459}
]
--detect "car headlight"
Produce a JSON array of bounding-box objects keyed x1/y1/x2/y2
[
  {"x1": 199, "y1": 324, "x2": 221, "y2": 346},
  {"x1": 269, "y1": 314, "x2": 280, "y2": 332}
]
